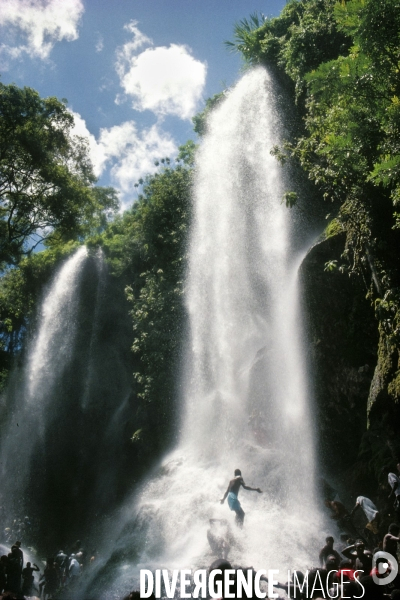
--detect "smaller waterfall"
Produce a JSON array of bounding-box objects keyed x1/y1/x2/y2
[
  {"x1": 0, "y1": 247, "x2": 88, "y2": 515},
  {"x1": 27, "y1": 246, "x2": 88, "y2": 404},
  {"x1": 0, "y1": 245, "x2": 137, "y2": 548}
]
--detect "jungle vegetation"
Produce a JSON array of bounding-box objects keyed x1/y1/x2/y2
[{"x1": 91, "y1": 146, "x2": 192, "y2": 447}]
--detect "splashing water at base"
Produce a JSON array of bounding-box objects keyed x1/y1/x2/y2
[{"x1": 87, "y1": 68, "x2": 325, "y2": 599}]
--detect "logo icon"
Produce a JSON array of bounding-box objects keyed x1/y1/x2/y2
[{"x1": 372, "y1": 551, "x2": 398, "y2": 586}]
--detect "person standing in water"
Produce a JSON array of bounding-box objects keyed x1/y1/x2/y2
[{"x1": 220, "y1": 469, "x2": 262, "y2": 527}]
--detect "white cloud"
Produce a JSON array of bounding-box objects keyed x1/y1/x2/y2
[
  {"x1": 116, "y1": 23, "x2": 207, "y2": 120},
  {"x1": 121, "y1": 20, "x2": 152, "y2": 54},
  {"x1": 0, "y1": 0, "x2": 84, "y2": 66},
  {"x1": 70, "y1": 112, "x2": 178, "y2": 208},
  {"x1": 99, "y1": 122, "x2": 178, "y2": 204},
  {"x1": 0, "y1": 42, "x2": 25, "y2": 69}
]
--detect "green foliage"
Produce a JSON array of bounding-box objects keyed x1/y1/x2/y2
[
  {"x1": 0, "y1": 83, "x2": 118, "y2": 268},
  {"x1": 225, "y1": 13, "x2": 269, "y2": 66},
  {"x1": 270, "y1": 144, "x2": 289, "y2": 164},
  {"x1": 282, "y1": 0, "x2": 351, "y2": 93},
  {"x1": 192, "y1": 92, "x2": 226, "y2": 136},
  {"x1": 282, "y1": 191, "x2": 298, "y2": 207},
  {"x1": 325, "y1": 217, "x2": 344, "y2": 238},
  {"x1": 375, "y1": 288, "x2": 400, "y2": 344},
  {"x1": 130, "y1": 429, "x2": 143, "y2": 443},
  {"x1": 0, "y1": 240, "x2": 81, "y2": 389},
  {"x1": 96, "y1": 161, "x2": 192, "y2": 444},
  {"x1": 226, "y1": 0, "x2": 351, "y2": 97},
  {"x1": 177, "y1": 140, "x2": 198, "y2": 166},
  {"x1": 324, "y1": 259, "x2": 338, "y2": 272}
]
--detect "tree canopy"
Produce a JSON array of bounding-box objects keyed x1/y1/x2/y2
[{"x1": 0, "y1": 83, "x2": 118, "y2": 268}]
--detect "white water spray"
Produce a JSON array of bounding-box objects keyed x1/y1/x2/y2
[
  {"x1": 27, "y1": 246, "x2": 88, "y2": 403},
  {"x1": 93, "y1": 69, "x2": 323, "y2": 599},
  {"x1": 0, "y1": 246, "x2": 88, "y2": 504}
]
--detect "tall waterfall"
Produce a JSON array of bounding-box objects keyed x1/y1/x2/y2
[{"x1": 90, "y1": 68, "x2": 323, "y2": 599}]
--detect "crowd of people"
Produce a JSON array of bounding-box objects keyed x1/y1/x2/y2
[
  {"x1": 0, "y1": 538, "x2": 95, "y2": 600},
  {"x1": 1, "y1": 463, "x2": 400, "y2": 599}
]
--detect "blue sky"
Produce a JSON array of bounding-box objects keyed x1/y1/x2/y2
[{"x1": 0, "y1": 0, "x2": 286, "y2": 209}]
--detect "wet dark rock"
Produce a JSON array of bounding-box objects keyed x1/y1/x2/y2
[{"x1": 300, "y1": 233, "x2": 378, "y2": 481}]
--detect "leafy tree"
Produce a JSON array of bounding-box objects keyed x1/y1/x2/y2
[
  {"x1": 192, "y1": 93, "x2": 226, "y2": 136},
  {"x1": 226, "y1": 0, "x2": 351, "y2": 98},
  {"x1": 0, "y1": 83, "x2": 118, "y2": 268}
]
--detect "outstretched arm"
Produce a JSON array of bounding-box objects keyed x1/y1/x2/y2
[{"x1": 242, "y1": 482, "x2": 262, "y2": 493}]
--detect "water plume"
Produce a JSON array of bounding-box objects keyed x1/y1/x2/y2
[
  {"x1": 87, "y1": 68, "x2": 324, "y2": 599},
  {"x1": 0, "y1": 246, "x2": 135, "y2": 544},
  {"x1": 0, "y1": 246, "x2": 88, "y2": 509}
]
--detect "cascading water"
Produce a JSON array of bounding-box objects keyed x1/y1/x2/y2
[
  {"x1": 0, "y1": 246, "x2": 135, "y2": 547},
  {"x1": 0, "y1": 246, "x2": 88, "y2": 511},
  {"x1": 81, "y1": 248, "x2": 106, "y2": 411},
  {"x1": 27, "y1": 246, "x2": 89, "y2": 406},
  {"x1": 88, "y1": 67, "x2": 325, "y2": 599}
]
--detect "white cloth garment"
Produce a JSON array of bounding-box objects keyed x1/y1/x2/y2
[
  {"x1": 388, "y1": 473, "x2": 400, "y2": 496},
  {"x1": 356, "y1": 495, "x2": 378, "y2": 522}
]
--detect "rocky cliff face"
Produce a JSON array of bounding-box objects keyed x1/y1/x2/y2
[
  {"x1": 300, "y1": 233, "x2": 378, "y2": 489},
  {"x1": 366, "y1": 327, "x2": 400, "y2": 472}
]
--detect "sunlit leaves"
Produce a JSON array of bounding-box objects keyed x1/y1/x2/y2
[
  {"x1": 225, "y1": 13, "x2": 268, "y2": 66},
  {"x1": 0, "y1": 83, "x2": 119, "y2": 268},
  {"x1": 324, "y1": 259, "x2": 338, "y2": 271},
  {"x1": 282, "y1": 191, "x2": 298, "y2": 207},
  {"x1": 192, "y1": 92, "x2": 226, "y2": 136}
]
